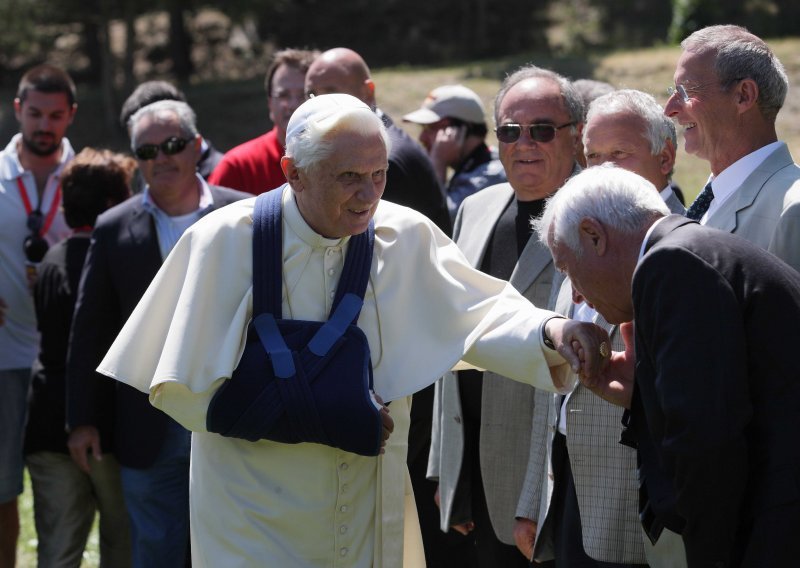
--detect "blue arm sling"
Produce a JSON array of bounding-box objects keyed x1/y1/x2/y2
[{"x1": 206, "y1": 189, "x2": 383, "y2": 456}]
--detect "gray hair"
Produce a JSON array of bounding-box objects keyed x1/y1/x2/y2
[
  {"x1": 128, "y1": 99, "x2": 199, "y2": 148},
  {"x1": 585, "y1": 89, "x2": 677, "y2": 155},
  {"x1": 534, "y1": 164, "x2": 669, "y2": 255},
  {"x1": 572, "y1": 79, "x2": 615, "y2": 117},
  {"x1": 682, "y1": 25, "x2": 788, "y2": 122},
  {"x1": 285, "y1": 106, "x2": 391, "y2": 172},
  {"x1": 493, "y1": 65, "x2": 584, "y2": 127}
]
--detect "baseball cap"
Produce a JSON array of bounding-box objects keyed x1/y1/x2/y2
[
  {"x1": 402, "y1": 84, "x2": 486, "y2": 125},
  {"x1": 285, "y1": 93, "x2": 373, "y2": 146}
]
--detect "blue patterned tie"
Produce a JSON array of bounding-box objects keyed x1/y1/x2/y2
[{"x1": 686, "y1": 181, "x2": 714, "y2": 221}]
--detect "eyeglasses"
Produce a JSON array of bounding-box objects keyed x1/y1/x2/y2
[
  {"x1": 23, "y1": 211, "x2": 48, "y2": 263},
  {"x1": 667, "y1": 84, "x2": 697, "y2": 103},
  {"x1": 495, "y1": 122, "x2": 576, "y2": 144},
  {"x1": 668, "y1": 78, "x2": 744, "y2": 103},
  {"x1": 133, "y1": 136, "x2": 194, "y2": 161}
]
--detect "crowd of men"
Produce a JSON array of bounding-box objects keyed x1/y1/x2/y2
[{"x1": 1, "y1": 23, "x2": 798, "y2": 568}]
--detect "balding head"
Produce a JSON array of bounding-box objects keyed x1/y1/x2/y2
[{"x1": 305, "y1": 48, "x2": 376, "y2": 109}]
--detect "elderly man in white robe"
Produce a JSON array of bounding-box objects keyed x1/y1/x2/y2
[{"x1": 97, "y1": 94, "x2": 609, "y2": 568}]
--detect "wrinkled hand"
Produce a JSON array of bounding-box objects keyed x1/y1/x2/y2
[
  {"x1": 375, "y1": 395, "x2": 394, "y2": 454},
  {"x1": 546, "y1": 317, "x2": 610, "y2": 382},
  {"x1": 67, "y1": 425, "x2": 103, "y2": 474},
  {"x1": 0, "y1": 297, "x2": 6, "y2": 326},
  {"x1": 513, "y1": 517, "x2": 537, "y2": 560},
  {"x1": 579, "y1": 321, "x2": 636, "y2": 408}
]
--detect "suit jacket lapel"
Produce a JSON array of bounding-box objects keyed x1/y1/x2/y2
[
  {"x1": 127, "y1": 202, "x2": 165, "y2": 273},
  {"x1": 554, "y1": 278, "x2": 575, "y2": 318},
  {"x1": 664, "y1": 191, "x2": 686, "y2": 215},
  {"x1": 706, "y1": 142, "x2": 794, "y2": 233},
  {"x1": 128, "y1": 203, "x2": 156, "y2": 248},
  {"x1": 509, "y1": 236, "x2": 555, "y2": 295},
  {"x1": 458, "y1": 184, "x2": 513, "y2": 267}
]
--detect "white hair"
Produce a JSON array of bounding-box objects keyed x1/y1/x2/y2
[
  {"x1": 285, "y1": 107, "x2": 391, "y2": 172},
  {"x1": 585, "y1": 89, "x2": 676, "y2": 155},
  {"x1": 533, "y1": 164, "x2": 670, "y2": 254}
]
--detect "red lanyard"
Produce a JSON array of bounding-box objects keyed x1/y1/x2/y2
[{"x1": 17, "y1": 176, "x2": 61, "y2": 237}]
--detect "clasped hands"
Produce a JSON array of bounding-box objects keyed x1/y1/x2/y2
[{"x1": 545, "y1": 318, "x2": 636, "y2": 408}]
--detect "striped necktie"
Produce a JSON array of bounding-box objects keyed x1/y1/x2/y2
[{"x1": 685, "y1": 181, "x2": 714, "y2": 221}]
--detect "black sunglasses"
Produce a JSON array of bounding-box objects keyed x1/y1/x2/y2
[
  {"x1": 23, "y1": 211, "x2": 48, "y2": 263},
  {"x1": 134, "y1": 136, "x2": 194, "y2": 161},
  {"x1": 495, "y1": 122, "x2": 576, "y2": 144}
]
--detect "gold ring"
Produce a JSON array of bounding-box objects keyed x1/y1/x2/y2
[{"x1": 599, "y1": 341, "x2": 610, "y2": 358}]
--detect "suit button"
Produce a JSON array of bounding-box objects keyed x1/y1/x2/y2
[{"x1": 454, "y1": 416, "x2": 462, "y2": 424}]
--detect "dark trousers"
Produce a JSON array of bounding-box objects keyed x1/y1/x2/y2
[
  {"x1": 409, "y1": 386, "x2": 476, "y2": 568},
  {"x1": 469, "y1": 461, "x2": 530, "y2": 568}
]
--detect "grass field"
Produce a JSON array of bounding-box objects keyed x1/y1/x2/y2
[{"x1": 13, "y1": 38, "x2": 800, "y2": 566}]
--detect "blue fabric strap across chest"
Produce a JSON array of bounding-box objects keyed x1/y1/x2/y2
[
  {"x1": 205, "y1": 189, "x2": 383, "y2": 456},
  {"x1": 251, "y1": 189, "x2": 374, "y2": 378}
]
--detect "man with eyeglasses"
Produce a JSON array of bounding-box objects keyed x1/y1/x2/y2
[
  {"x1": 429, "y1": 65, "x2": 582, "y2": 567},
  {"x1": 0, "y1": 63, "x2": 76, "y2": 567},
  {"x1": 65, "y1": 99, "x2": 247, "y2": 567},
  {"x1": 665, "y1": 24, "x2": 800, "y2": 273},
  {"x1": 209, "y1": 48, "x2": 318, "y2": 195}
]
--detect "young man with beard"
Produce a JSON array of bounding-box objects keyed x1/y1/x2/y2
[{"x1": 0, "y1": 63, "x2": 77, "y2": 567}]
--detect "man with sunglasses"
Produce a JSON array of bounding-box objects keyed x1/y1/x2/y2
[
  {"x1": 0, "y1": 63, "x2": 76, "y2": 567},
  {"x1": 65, "y1": 99, "x2": 247, "y2": 567},
  {"x1": 429, "y1": 65, "x2": 583, "y2": 567},
  {"x1": 665, "y1": 25, "x2": 800, "y2": 273}
]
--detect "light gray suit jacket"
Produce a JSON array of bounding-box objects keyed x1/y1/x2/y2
[
  {"x1": 427, "y1": 182, "x2": 561, "y2": 544},
  {"x1": 706, "y1": 142, "x2": 800, "y2": 272},
  {"x1": 518, "y1": 280, "x2": 645, "y2": 564}
]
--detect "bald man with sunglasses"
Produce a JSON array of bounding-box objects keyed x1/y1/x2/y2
[
  {"x1": 428, "y1": 65, "x2": 583, "y2": 566},
  {"x1": 65, "y1": 100, "x2": 248, "y2": 567}
]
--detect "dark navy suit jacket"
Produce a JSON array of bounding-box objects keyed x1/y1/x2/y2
[
  {"x1": 66, "y1": 185, "x2": 248, "y2": 468},
  {"x1": 630, "y1": 215, "x2": 800, "y2": 566}
]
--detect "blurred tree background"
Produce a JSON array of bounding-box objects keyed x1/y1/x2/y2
[{"x1": 0, "y1": 0, "x2": 797, "y2": 149}]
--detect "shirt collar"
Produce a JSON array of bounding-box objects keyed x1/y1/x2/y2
[
  {"x1": 706, "y1": 140, "x2": 783, "y2": 213},
  {"x1": 638, "y1": 216, "x2": 670, "y2": 263},
  {"x1": 141, "y1": 173, "x2": 213, "y2": 215},
  {"x1": 282, "y1": 184, "x2": 349, "y2": 249},
  {"x1": 0, "y1": 133, "x2": 76, "y2": 181}
]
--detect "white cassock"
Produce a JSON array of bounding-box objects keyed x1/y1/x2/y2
[{"x1": 99, "y1": 185, "x2": 573, "y2": 568}]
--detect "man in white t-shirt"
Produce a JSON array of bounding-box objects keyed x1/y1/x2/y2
[{"x1": 0, "y1": 63, "x2": 76, "y2": 566}]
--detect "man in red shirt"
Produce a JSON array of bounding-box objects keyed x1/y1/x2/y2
[{"x1": 208, "y1": 48, "x2": 318, "y2": 195}]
